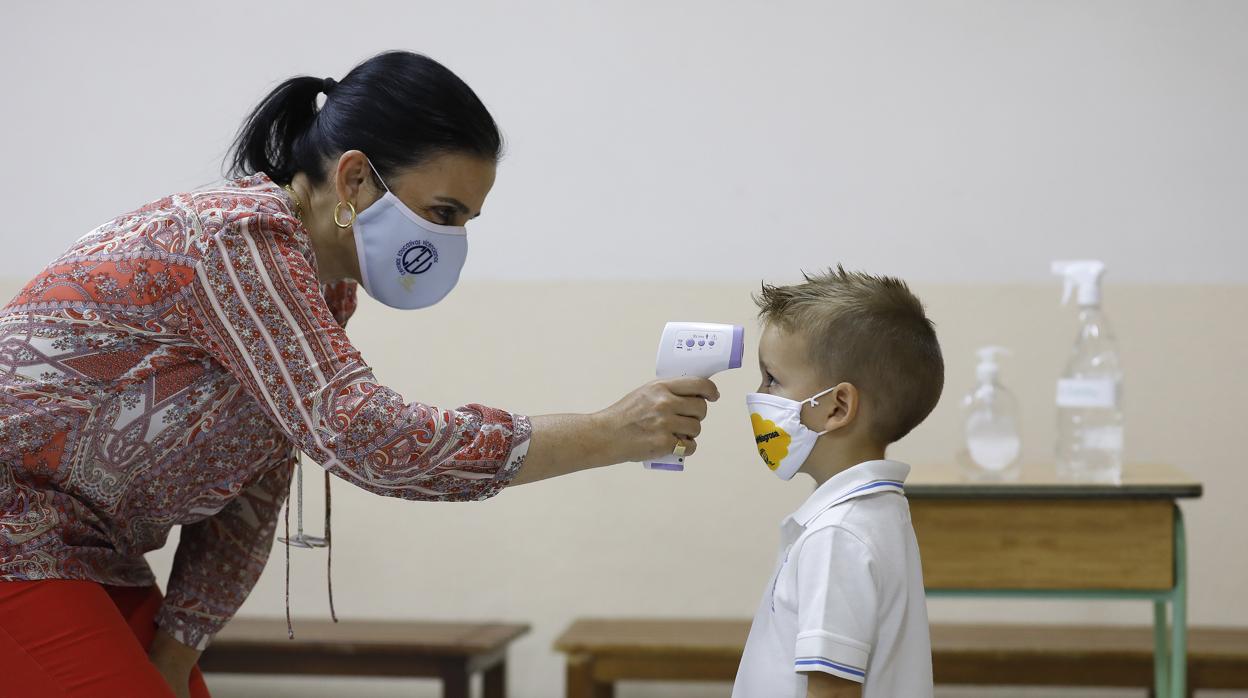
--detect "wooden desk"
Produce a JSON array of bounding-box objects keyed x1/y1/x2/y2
[
  {"x1": 199, "y1": 618, "x2": 529, "y2": 698},
  {"x1": 908, "y1": 462, "x2": 1201, "y2": 698}
]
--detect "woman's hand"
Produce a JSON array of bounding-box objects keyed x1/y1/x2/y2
[
  {"x1": 595, "y1": 377, "x2": 719, "y2": 462},
  {"x1": 513, "y1": 377, "x2": 720, "y2": 485},
  {"x1": 148, "y1": 627, "x2": 200, "y2": 698}
]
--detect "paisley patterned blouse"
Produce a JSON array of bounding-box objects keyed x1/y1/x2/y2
[{"x1": 0, "y1": 174, "x2": 531, "y2": 649}]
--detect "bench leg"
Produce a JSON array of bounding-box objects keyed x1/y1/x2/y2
[
  {"x1": 484, "y1": 659, "x2": 506, "y2": 698},
  {"x1": 567, "y1": 653, "x2": 614, "y2": 698},
  {"x1": 440, "y1": 659, "x2": 470, "y2": 698}
]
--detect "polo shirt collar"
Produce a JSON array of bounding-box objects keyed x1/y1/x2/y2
[{"x1": 788, "y1": 459, "x2": 911, "y2": 528}]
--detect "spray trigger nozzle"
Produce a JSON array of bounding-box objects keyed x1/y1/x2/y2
[
  {"x1": 1051, "y1": 260, "x2": 1106, "y2": 307},
  {"x1": 1060, "y1": 277, "x2": 1075, "y2": 305}
]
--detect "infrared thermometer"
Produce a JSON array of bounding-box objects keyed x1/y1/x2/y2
[{"x1": 643, "y1": 321, "x2": 745, "y2": 471}]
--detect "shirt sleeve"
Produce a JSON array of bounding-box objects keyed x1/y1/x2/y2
[
  {"x1": 792, "y1": 525, "x2": 879, "y2": 683},
  {"x1": 320, "y1": 279, "x2": 358, "y2": 328},
  {"x1": 156, "y1": 456, "x2": 292, "y2": 650},
  {"x1": 183, "y1": 211, "x2": 531, "y2": 502}
]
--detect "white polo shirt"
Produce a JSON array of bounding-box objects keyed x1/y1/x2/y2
[{"x1": 733, "y1": 460, "x2": 933, "y2": 697}]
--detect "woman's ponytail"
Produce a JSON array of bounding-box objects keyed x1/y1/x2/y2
[
  {"x1": 227, "y1": 52, "x2": 502, "y2": 187},
  {"x1": 229, "y1": 76, "x2": 326, "y2": 185}
]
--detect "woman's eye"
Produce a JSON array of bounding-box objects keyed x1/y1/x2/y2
[{"x1": 430, "y1": 207, "x2": 455, "y2": 224}]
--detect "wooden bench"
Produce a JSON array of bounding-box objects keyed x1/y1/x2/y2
[
  {"x1": 553, "y1": 619, "x2": 1248, "y2": 697},
  {"x1": 199, "y1": 618, "x2": 529, "y2": 698},
  {"x1": 931, "y1": 624, "x2": 1248, "y2": 696},
  {"x1": 556, "y1": 619, "x2": 747, "y2": 696}
]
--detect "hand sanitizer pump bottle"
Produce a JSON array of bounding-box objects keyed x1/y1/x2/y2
[{"x1": 961, "y1": 346, "x2": 1022, "y2": 480}]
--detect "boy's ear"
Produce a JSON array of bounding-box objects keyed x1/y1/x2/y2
[{"x1": 818, "y1": 382, "x2": 860, "y2": 434}]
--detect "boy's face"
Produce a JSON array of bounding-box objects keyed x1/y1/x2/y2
[
  {"x1": 757, "y1": 322, "x2": 868, "y2": 472},
  {"x1": 757, "y1": 323, "x2": 829, "y2": 409}
]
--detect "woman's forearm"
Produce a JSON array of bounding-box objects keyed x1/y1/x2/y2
[
  {"x1": 509, "y1": 413, "x2": 618, "y2": 485},
  {"x1": 509, "y1": 377, "x2": 720, "y2": 486}
]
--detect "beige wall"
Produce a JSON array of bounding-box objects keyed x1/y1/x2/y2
[{"x1": 108, "y1": 279, "x2": 1239, "y2": 698}]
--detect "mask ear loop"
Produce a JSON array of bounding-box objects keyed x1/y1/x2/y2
[
  {"x1": 803, "y1": 385, "x2": 839, "y2": 407},
  {"x1": 803, "y1": 385, "x2": 840, "y2": 437},
  {"x1": 364, "y1": 157, "x2": 393, "y2": 195}
]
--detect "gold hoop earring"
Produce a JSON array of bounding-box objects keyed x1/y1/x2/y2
[{"x1": 333, "y1": 201, "x2": 356, "y2": 229}]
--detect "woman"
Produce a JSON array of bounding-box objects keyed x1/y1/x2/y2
[{"x1": 0, "y1": 51, "x2": 716, "y2": 698}]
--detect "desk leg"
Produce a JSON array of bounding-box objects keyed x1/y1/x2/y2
[
  {"x1": 567, "y1": 653, "x2": 614, "y2": 698},
  {"x1": 439, "y1": 659, "x2": 470, "y2": 698},
  {"x1": 484, "y1": 659, "x2": 507, "y2": 698},
  {"x1": 1170, "y1": 507, "x2": 1188, "y2": 698},
  {"x1": 1153, "y1": 599, "x2": 1169, "y2": 697}
]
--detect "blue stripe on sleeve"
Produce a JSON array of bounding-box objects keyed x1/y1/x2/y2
[{"x1": 795, "y1": 657, "x2": 866, "y2": 678}]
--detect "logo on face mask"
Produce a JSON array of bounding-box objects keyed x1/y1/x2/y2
[
  {"x1": 751, "y1": 413, "x2": 791, "y2": 471},
  {"x1": 396, "y1": 240, "x2": 438, "y2": 275}
]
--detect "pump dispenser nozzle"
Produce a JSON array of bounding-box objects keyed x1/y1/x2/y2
[
  {"x1": 975, "y1": 346, "x2": 1010, "y2": 384},
  {"x1": 1052, "y1": 260, "x2": 1106, "y2": 307}
]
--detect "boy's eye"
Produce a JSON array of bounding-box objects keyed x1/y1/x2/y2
[{"x1": 765, "y1": 372, "x2": 778, "y2": 387}]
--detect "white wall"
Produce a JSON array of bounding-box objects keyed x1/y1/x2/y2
[
  {"x1": 3, "y1": 3, "x2": 1247, "y2": 698},
  {"x1": 3, "y1": 1, "x2": 1246, "y2": 285}
]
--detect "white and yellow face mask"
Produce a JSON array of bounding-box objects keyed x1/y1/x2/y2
[{"x1": 746, "y1": 387, "x2": 836, "y2": 480}]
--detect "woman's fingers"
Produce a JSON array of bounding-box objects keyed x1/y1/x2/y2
[
  {"x1": 661, "y1": 376, "x2": 720, "y2": 402},
  {"x1": 672, "y1": 395, "x2": 709, "y2": 420},
  {"x1": 669, "y1": 415, "x2": 703, "y2": 441},
  {"x1": 595, "y1": 378, "x2": 721, "y2": 463}
]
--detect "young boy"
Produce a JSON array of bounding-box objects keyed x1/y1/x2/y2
[{"x1": 733, "y1": 267, "x2": 944, "y2": 698}]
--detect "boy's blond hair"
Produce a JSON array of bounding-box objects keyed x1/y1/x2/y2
[{"x1": 755, "y1": 266, "x2": 944, "y2": 445}]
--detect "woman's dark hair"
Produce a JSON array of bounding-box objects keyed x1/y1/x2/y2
[{"x1": 229, "y1": 51, "x2": 502, "y2": 185}]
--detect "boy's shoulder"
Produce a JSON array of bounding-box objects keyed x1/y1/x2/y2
[
  {"x1": 796, "y1": 492, "x2": 911, "y2": 558},
  {"x1": 787, "y1": 460, "x2": 916, "y2": 571}
]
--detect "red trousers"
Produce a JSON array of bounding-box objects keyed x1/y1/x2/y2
[{"x1": 0, "y1": 580, "x2": 211, "y2": 698}]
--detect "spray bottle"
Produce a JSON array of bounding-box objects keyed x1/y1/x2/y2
[
  {"x1": 1052, "y1": 260, "x2": 1124, "y2": 482},
  {"x1": 961, "y1": 346, "x2": 1022, "y2": 479}
]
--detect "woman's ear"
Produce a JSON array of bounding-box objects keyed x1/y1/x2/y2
[
  {"x1": 818, "y1": 382, "x2": 860, "y2": 434},
  {"x1": 333, "y1": 150, "x2": 379, "y2": 208}
]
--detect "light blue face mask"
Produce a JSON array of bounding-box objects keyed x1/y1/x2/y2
[{"x1": 352, "y1": 159, "x2": 468, "y2": 310}]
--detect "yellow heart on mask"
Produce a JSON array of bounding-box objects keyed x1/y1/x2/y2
[{"x1": 751, "y1": 413, "x2": 791, "y2": 471}]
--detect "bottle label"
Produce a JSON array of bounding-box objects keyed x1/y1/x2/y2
[{"x1": 1056, "y1": 378, "x2": 1119, "y2": 409}]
